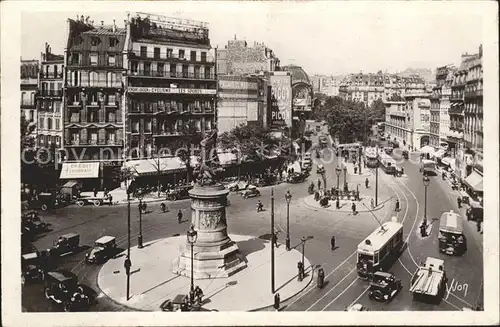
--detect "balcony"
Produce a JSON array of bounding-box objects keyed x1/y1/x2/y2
[
  {"x1": 21, "y1": 102, "x2": 35, "y2": 109},
  {"x1": 39, "y1": 72, "x2": 64, "y2": 79},
  {"x1": 68, "y1": 101, "x2": 82, "y2": 108},
  {"x1": 127, "y1": 70, "x2": 215, "y2": 80},
  {"x1": 38, "y1": 90, "x2": 63, "y2": 98},
  {"x1": 449, "y1": 95, "x2": 463, "y2": 101},
  {"x1": 128, "y1": 50, "x2": 214, "y2": 64}
]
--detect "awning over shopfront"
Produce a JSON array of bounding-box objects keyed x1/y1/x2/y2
[
  {"x1": 419, "y1": 145, "x2": 435, "y2": 154},
  {"x1": 432, "y1": 149, "x2": 446, "y2": 159},
  {"x1": 60, "y1": 162, "x2": 100, "y2": 179},
  {"x1": 464, "y1": 170, "x2": 483, "y2": 192},
  {"x1": 125, "y1": 156, "x2": 199, "y2": 176},
  {"x1": 441, "y1": 157, "x2": 456, "y2": 168}
]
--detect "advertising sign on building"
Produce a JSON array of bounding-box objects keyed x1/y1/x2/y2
[
  {"x1": 128, "y1": 87, "x2": 216, "y2": 95},
  {"x1": 269, "y1": 73, "x2": 292, "y2": 128}
]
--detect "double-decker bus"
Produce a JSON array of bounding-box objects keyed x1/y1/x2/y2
[
  {"x1": 357, "y1": 218, "x2": 404, "y2": 279},
  {"x1": 364, "y1": 147, "x2": 379, "y2": 168},
  {"x1": 438, "y1": 210, "x2": 467, "y2": 255},
  {"x1": 378, "y1": 153, "x2": 397, "y2": 175}
]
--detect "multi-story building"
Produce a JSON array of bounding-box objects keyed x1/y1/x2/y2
[
  {"x1": 384, "y1": 92, "x2": 431, "y2": 150},
  {"x1": 464, "y1": 45, "x2": 483, "y2": 165},
  {"x1": 439, "y1": 67, "x2": 455, "y2": 148},
  {"x1": 310, "y1": 75, "x2": 341, "y2": 97},
  {"x1": 21, "y1": 59, "x2": 39, "y2": 127},
  {"x1": 216, "y1": 39, "x2": 280, "y2": 76},
  {"x1": 37, "y1": 43, "x2": 64, "y2": 149},
  {"x1": 281, "y1": 65, "x2": 313, "y2": 121},
  {"x1": 62, "y1": 17, "x2": 126, "y2": 189},
  {"x1": 429, "y1": 89, "x2": 441, "y2": 148},
  {"x1": 217, "y1": 75, "x2": 265, "y2": 134},
  {"x1": 124, "y1": 13, "x2": 216, "y2": 160}
]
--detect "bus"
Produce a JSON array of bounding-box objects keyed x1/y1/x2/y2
[
  {"x1": 364, "y1": 147, "x2": 379, "y2": 168},
  {"x1": 357, "y1": 218, "x2": 404, "y2": 279},
  {"x1": 378, "y1": 153, "x2": 397, "y2": 175},
  {"x1": 420, "y1": 159, "x2": 436, "y2": 176},
  {"x1": 438, "y1": 210, "x2": 466, "y2": 255}
]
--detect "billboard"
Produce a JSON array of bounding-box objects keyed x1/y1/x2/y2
[{"x1": 269, "y1": 73, "x2": 292, "y2": 128}]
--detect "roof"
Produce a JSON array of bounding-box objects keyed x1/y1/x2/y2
[
  {"x1": 439, "y1": 211, "x2": 463, "y2": 234},
  {"x1": 357, "y1": 221, "x2": 403, "y2": 253},
  {"x1": 410, "y1": 260, "x2": 445, "y2": 296},
  {"x1": 22, "y1": 252, "x2": 38, "y2": 260},
  {"x1": 60, "y1": 232, "x2": 79, "y2": 239},
  {"x1": 373, "y1": 271, "x2": 393, "y2": 279},
  {"x1": 95, "y1": 236, "x2": 116, "y2": 244},
  {"x1": 281, "y1": 65, "x2": 311, "y2": 86}
]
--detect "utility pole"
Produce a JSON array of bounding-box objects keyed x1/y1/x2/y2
[
  {"x1": 126, "y1": 178, "x2": 131, "y2": 301},
  {"x1": 375, "y1": 163, "x2": 379, "y2": 207},
  {"x1": 271, "y1": 188, "x2": 275, "y2": 293}
]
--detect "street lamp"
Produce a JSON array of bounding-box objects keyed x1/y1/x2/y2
[
  {"x1": 187, "y1": 225, "x2": 198, "y2": 304},
  {"x1": 137, "y1": 196, "x2": 144, "y2": 249},
  {"x1": 271, "y1": 188, "x2": 276, "y2": 293},
  {"x1": 335, "y1": 166, "x2": 342, "y2": 195},
  {"x1": 421, "y1": 176, "x2": 430, "y2": 236},
  {"x1": 285, "y1": 190, "x2": 292, "y2": 251},
  {"x1": 343, "y1": 166, "x2": 348, "y2": 190}
]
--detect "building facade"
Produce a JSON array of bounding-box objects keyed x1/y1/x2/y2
[
  {"x1": 216, "y1": 39, "x2": 280, "y2": 76},
  {"x1": 124, "y1": 13, "x2": 217, "y2": 159},
  {"x1": 281, "y1": 65, "x2": 313, "y2": 121},
  {"x1": 217, "y1": 75, "x2": 265, "y2": 134},
  {"x1": 37, "y1": 43, "x2": 64, "y2": 149},
  {"x1": 310, "y1": 75, "x2": 341, "y2": 97},
  {"x1": 21, "y1": 59, "x2": 39, "y2": 126},
  {"x1": 439, "y1": 69, "x2": 454, "y2": 148},
  {"x1": 429, "y1": 89, "x2": 440, "y2": 148},
  {"x1": 63, "y1": 17, "x2": 126, "y2": 189},
  {"x1": 464, "y1": 45, "x2": 483, "y2": 166}
]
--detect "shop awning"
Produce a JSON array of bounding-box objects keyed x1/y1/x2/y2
[
  {"x1": 419, "y1": 145, "x2": 435, "y2": 154},
  {"x1": 441, "y1": 157, "x2": 455, "y2": 167},
  {"x1": 464, "y1": 171, "x2": 483, "y2": 192},
  {"x1": 60, "y1": 162, "x2": 100, "y2": 179},
  {"x1": 433, "y1": 149, "x2": 446, "y2": 159},
  {"x1": 125, "y1": 156, "x2": 199, "y2": 176},
  {"x1": 62, "y1": 181, "x2": 80, "y2": 188}
]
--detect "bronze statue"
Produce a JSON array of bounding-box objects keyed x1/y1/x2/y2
[{"x1": 194, "y1": 130, "x2": 224, "y2": 186}]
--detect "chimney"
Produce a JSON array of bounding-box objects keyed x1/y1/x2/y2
[
  {"x1": 113, "y1": 19, "x2": 116, "y2": 32},
  {"x1": 479, "y1": 44, "x2": 483, "y2": 57},
  {"x1": 101, "y1": 21, "x2": 104, "y2": 27}
]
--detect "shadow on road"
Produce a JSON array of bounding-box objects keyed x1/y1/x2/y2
[{"x1": 237, "y1": 237, "x2": 266, "y2": 257}]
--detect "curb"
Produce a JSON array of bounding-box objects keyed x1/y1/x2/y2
[
  {"x1": 303, "y1": 195, "x2": 386, "y2": 213},
  {"x1": 249, "y1": 266, "x2": 314, "y2": 312}
]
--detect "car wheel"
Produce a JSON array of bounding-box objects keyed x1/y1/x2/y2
[
  {"x1": 41, "y1": 204, "x2": 48, "y2": 211},
  {"x1": 372, "y1": 290, "x2": 384, "y2": 302},
  {"x1": 76, "y1": 201, "x2": 85, "y2": 207},
  {"x1": 63, "y1": 303, "x2": 72, "y2": 312},
  {"x1": 44, "y1": 288, "x2": 51, "y2": 299},
  {"x1": 93, "y1": 200, "x2": 101, "y2": 207}
]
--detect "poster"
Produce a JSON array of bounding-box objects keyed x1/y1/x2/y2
[{"x1": 269, "y1": 73, "x2": 292, "y2": 128}]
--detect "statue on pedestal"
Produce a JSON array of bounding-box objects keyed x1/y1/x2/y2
[{"x1": 194, "y1": 130, "x2": 224, "y2": 186}]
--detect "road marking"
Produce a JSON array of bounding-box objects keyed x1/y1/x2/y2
[
  {"x1": 321, "y1": 277, "x2": 360, "y2": 311},
  {"x1": 305, "y1": 268, "x2": 356, "y2": 311},
  {"x1": 443, "y1": 298, "x2": 462, "y2": 310},
  {"x1": 396, "y1": 179, "x2": 420, "y2": 267},
  {"x1": 284, "y1": 251, "x2": 356, "y2": 310},
  {"x1": 449, "y1": 291, "x2": 473, "y2": 307},
  {"x1": 397, "y1": 258, "x2": 413, "y2": 275},
  {"x1": 347, "y1": 286, "x2": 369, "y2": 308}
]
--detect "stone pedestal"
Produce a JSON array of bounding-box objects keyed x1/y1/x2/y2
[{"x1": 172, "y1": 183, "x2": 247, "y2": 279}]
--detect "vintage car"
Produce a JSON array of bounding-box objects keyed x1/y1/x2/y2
[
  {"x1": 255, "y1": 175, "x2": 278, "y2": 187},
  {"x1": 345, "y1": 303, "x2": 368, "y2": 311},
  {"x1": 27, "y1": 192, "x2": 60, "y2": 211},
  {"x1": 384, "y1": 147, "x2": 394, "y2": 155},
  {"x1": 368, "y1": 271, "x2": 402, "y2": 302},
  {"x1": 85, "y1": 236, "x2": 117, "y2": 264},
  {"x1": 22, "y1": 210, "x2": 51, "y2": 234},
  {"x1": 240, "y1": 185, "x2": 261, "y2": 199},
  {"x1": 21, "y1": 252, "x2": 45, "y2": 284},
  {"x1": 227, "y1": 181, "x2": 249, "y2": 192},
  {"x1": 466, "y1": 202, "x2": 483, "y2": 222},
  {"x1": 44, "y1": 270, "x2": 92, "y2": 312},
  {"x1": 166, "y1": 185, "x2": 193, "y2": 201},
  {"x1": 287, "y1": 172, "x2": 307, "y2": 184},
  {"x1": 51, "y1": 233, "x2": 80, "y2": 256},
  {"x1": 316, "y1": 164, "x2": 325, "y2": 175},
  {"x1": 160, "y1": 294, "x2": 191, "y2": 312},
  {"x1": 402, "y1": 150, "x2": 409, "y2": 159}
]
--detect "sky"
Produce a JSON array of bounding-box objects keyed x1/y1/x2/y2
[{"x1": 20, "y1": 1, "x2": 485, "y2": 76}]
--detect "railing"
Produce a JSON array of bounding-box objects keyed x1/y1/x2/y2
[
  {"x1": 39, "y1": 72, "x2": 64, "y2": 79},
  {"x1": 128, "y1": 50, "x2": 214, "y2": 63},
  {"x1": 65, "y1": 139, "x2": 124, "y2": 146},
  {"x1": 128, "y1": 70, "x2": 215, "y2": 80},
  {"x1": 67, "y1": 81, "x2": 123, "y2": 88},
  {"x1": 21, "y1": 102, "x2": 35, "y2": 108},
  {"x1": 38, "y1": 90, "x2": 63, "y2": 97}
]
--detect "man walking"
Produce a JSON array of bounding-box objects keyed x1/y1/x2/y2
[
  {"x1": 351, "y1": 202, "x2": 357, "y2": 215},
  {"x1": 395, "y1": 199, "x2": 400, "y2": 212},
  {"x1": 330, "y1": 235, "x2": 336, "y2": 250},
  {"x1": 457, "y1": 196, "x2": 462, "y2": 209},
  {"x1": 317, "y1": 178, "x2": 321, "y2": 190},
  {"x1": 177, "y1": 209, "x2": 183, "y2": 224},
  {"x1": 371, "y1": 198, "x2": 375, "y2": 209}
]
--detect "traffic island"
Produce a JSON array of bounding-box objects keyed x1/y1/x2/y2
[
  {"x1": 97, "y1": 234, "x2": 312, "y2": 311},
  {"x1": 303, "y1": 194, "x2": 386, "y2": 213}
]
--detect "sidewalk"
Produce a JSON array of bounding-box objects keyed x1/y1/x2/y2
[
  {"x1": 303, "y1": 194, "x2": 386, "y2": 213},
  {"x1": 80, "y1": 188, "x2": 176, "y2": 206},
  {"x1": 97, "y1": 234, "x2": 313, "y2": 311}
]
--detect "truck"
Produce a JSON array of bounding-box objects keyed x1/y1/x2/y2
[{"x1": 409, "y1": 257, "x2": 447, "y2": 303}]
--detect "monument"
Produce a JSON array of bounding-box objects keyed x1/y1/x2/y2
[{"x1": 172, "y1": 131, "x2": 247, "y2": 279}]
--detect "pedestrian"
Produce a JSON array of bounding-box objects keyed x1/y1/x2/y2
[
  {"x1": 93, "y1": 188, "x2": 98, "y2": 197},
  {"x1": 371, "y1": 198, "x2": 375, "y2": 209},
  {"x1": 177, "y1": 209, "x2": 183, "y2": 223},
  {"x1": 476, "y1": 219, "x2": 481, "y2": 233},
  {"x1": 457, "y1": 196, "x2": 462, "y2": 209},
  {"x1": 395, "y1": 199, "x2": 400, "y2": 212},
  {"x1": 365, "y1": 178, "x2": 369, "y2": 188},
  {"x1": 330, "y1": 235, "x2": 336, "y2": 250},
  {"x1": 351, "y1": 202, "x2": 357, "y2": 215},
  {"x1": 336, "y1": 198, "x2": 340, "y2": 209},
  {"x1": 194, "y1": 286, "x2": 203, "y2": 305},
  {"x1": 317, "y1": 178, "x2": 321, "y2": 190},
  {"x1": 108, "y1": 194, "x2": 113, "y2": 206}
]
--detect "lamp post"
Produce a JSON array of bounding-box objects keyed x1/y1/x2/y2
[
  {"x1": 137, "y1": 198, "x2": 143, "y2": 248},
  {"x1": 285, "y1": 190, "x2": 292, "y2": 251},
  {"x1": 422, "y1": 176, "x2": 430, "y2": 236},
  {"x1": 335, "y1": 166, "x2": 341, "y2": 195},
  {"x1": 126, "y1": 178, "x2": 131, "y2": 301},
  {"x1": 375, "y1": 161, "x2": 379, "y2": 207},
  {"x1": 271, "y1": 188, "x2": 275, "y2": 293},
  {"x1": 343, "y1": 166, "x2": 347, "y2": 190},
  {"x1": 187, "y1": 225, "x2": 198, "y2": 304},
  {"x1": 300, "y1": 236, "x2": 307, "y2": 267}
]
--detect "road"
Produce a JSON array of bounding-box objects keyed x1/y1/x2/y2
[{"x1": 22, "y1": 123, "x2": 482, "y2": 312}]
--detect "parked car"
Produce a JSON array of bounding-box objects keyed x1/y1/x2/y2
[
  {"x1": 22, "y1": 210, "x2": 51, "y2": 234},
  {"x1": 51, "y1": 233, "x2": 80, "y2": 256},
  {"x1": 287, "y1": 172, "x2": 308, "y2": 184},
  {"x1": 368, "y1": 271, "x2": 402, "y2": 302},
  {"x1": 44, "y1": 270, "x2": 93, "y2": 312},
  {"x1": 166, "y1": 185, "x2": 193, "y2": 201},
  {"x1": 85, "y1": 236, "x2": 117, "y2": 264},
  {"x1": 227, "y1": 181, "x2": 249, "y2": 192},
  {"x1": 466, "y1": 203, "x2": 483, "y2": 222},
  {"x1": 240, "y1": 185, "x2": 261, "y2": 199},
  {"x1": 160, "y1": 294, "x2": 191, "y2": 312},
  {"x1": 27, "y1": 192, "x2": 61, "y2": 211},
  {"x1": 21, "y1": 252, "x2": 45, "y2": 284}
]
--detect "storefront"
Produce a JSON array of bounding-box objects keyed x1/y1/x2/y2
[
  {"x1": 463, "y1": 168, "x2": 483, "y2": 198},
  {"x1": 59, "y1": 162, "x2": 101, "y2": 191}
]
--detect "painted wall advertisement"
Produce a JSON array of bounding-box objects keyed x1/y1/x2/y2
[{"x1": 268, "y1": 74, "x2": 292, "y2": 128}]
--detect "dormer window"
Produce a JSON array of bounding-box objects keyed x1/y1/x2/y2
[
  {"x1": 91, "y1": 37, "x2": 101, "y2": 46},
  {"x1": 109, "y1": 38, "x2": 119, "y2": 47}
]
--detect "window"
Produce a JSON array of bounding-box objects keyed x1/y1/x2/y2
[
  {"x1": 205, "y1": 66, "x2": 211, "y2": 78},
  {"x1": 140, "y1": 46, "x2": 147, "y2": 58},
  {"x1": 71, "y1": 53, "x2": 80, "y2": 65},
  {"x1": 55, "y1": 119, "x2": 60, "y2": 130},
  {"x1": 47, "y1": 118, "x2": 53, "y2": 130},
  {"x1": 90, "y1": 132, "x2": 98, "y2": 144},
  {"x1": 54, "y1": 65, "x2": 58, "y2": 78},
  {"x1": 29, "y1": 110, "x2": 34, "y2": 121},
  {"x1": 109, "y1": 38, "x2": 119, "y2": 47},
  {"x1": 131, "y1": 61, "x2": 138, "y2": 74},
  {"x1": 108, "y1": 94, "x2": 116, "y2": 105},
  {"x1": 55, "y1": 102, "x2": 61, "y2": 113},
  {"x1": 179, "y1": 49, "x2": 185, "y2": 59},
  {"x1": 90, "y1": 53, "x2": 98, "y2": 66},
  {"x1": 39, "y1": 117, "x2": 44, "y2": 129},
  {"x1": 21, "y1": 92, "x2": 26, "y2": 105},
  {"x1": 107, "y1": 131, "x2": 115, "y2": 143},
  {"x1": 201, "y1": 52, "x2": 207, "y2": 62},
  {"x1": 167, "y1": 48, "x2": 173, "y2": 58},
  {"x1": 91, "y1": 37, "x2": 101, "y2": 46},
  {"x1": 144, "y1": 62, "x2": 151, "y2": 75},
  {"x1": 108, "y1": 54, "x2": 116, "y2": 67},
  {"x1": 190, "y1": 51, "x2": 196, "y2": 61},
  {"x1": 157, "y1": 63, "x2": 164, "y2": 76},
  {"x1": 144, "y1": 119, "x2": 152, "y2": 133},
  {"x1": 154, "y1": 47, "x2": 161, "y2": 59},
  {"x1": 89, "y1": 72, "x2": 98, "y2": 86},
  {"x1": 131, "y1": 120, "x2": 139, "y2": 133}
]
